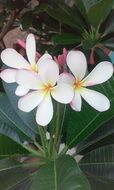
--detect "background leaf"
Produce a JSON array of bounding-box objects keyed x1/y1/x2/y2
[
  {"x1": 63, "y1": 75, "x2": 114, "y2": 148},
  {"x1": 87, "y1": 0, "x2": 113, "y2": 27},
  {"x1": 31, "y1": 155, "x2": 91, "y2": 190}
]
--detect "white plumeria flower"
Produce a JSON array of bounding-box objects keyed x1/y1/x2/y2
[
  {"x1": 59, "y1": 50, "x2": 113, "y2": 112},
  {"x1": 16, "y1": 59, "x2": 73, "y2": 126},
  {"x1": 0, "y1": 33, "x2": 52, "y2": 96}
]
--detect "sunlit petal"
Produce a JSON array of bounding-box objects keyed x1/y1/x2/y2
[
  {"x1": 16, "y1": 70, "x2": 43, "y2": 89},
  {"x1": 26, "y1": 34, "x2": 36, "y2": 64},
  {"x1": 0, "y1": 69, "x2": 16, "y2": 83},
  {"x1": 38, "y1": 59, "x2": 59, "y2": 86},
  {"x1": 66, "y1": 50, "x2": 87, "y2": 80},
  {"x1": 80, "y1": 88, "x2": 110, "y2": 112},
  {"x1": 18, "y1": 90, "x2": 45, "y2": 112},
  {"x1": 36, "y1": 93, "x2": 53, "y2": 126},
  {"x1": 15, "y1": 85, "x2": 29, "y2": 96},
  {"x1": 51, "y1": 84, "x2": 74, "y2": 104},
  {"x1": 70, "y1": 91, "x2": 82, "y2": 111},
  {"x1": 58, "y1": 73, "x2": 75, "y2": 86},
  {"x1": 1, "y1": 49, "x2": 29, "y2": 69},
  {"x1": 82, "y1": 61, "x2": 113, "y2": 86}
]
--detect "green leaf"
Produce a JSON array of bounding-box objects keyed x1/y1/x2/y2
[
  {"x1": 74, "y1": 0, "x2": 87, "y2": 18},
  {"x1": 31, "y1": 155, "x2": 91, "y2": 190},
  {"x1": 0, "y1": 135, "x2": 29, "y2": 157},
  {"x1": 87, "y1": 0, "x2": 113, "y2": 27},
  {"x1": 33, "y1": 3, "x2": 49, "y2": 14},
  {"x1": 77, "y1": 117, "x2": 114, "y2": 155},
  {"x1": 52, "y1": 33, "x2": 81, "y2": 45},
  {"x1": 103, "y1": 38, "x2": 114, "y2": 51},
  {"x1": 102, "y1": 10, "x2": 114, "y2": 36},
  {"x1": 0, "y1": 92, "x2": 36, "y2": 141},
  {"x1": 21, "y1": 11, "x2": 33, "y2": 31},
  {"x1": 0, "y1": 158, "x2": 31, "y2": 190},
  {"x1": 64, "y1": 75, "x2": 114, "y2": 148},
  {"x1": 87, "y1": 175, "x2": 114, "y2": 190},
  {"x1": 81, "y1": 0, "x2": 99, "y2": 12},
  {"x1": 94, "y1": 48, "x2": 111, "y2": 63},
  {"x1": 0, "y1": 122, "x2": 30, "y2": 144},
  {"x1": 3, "y1": 83, "x2": 38, "y2": 136},
  {"x1": 79, "y1": 144, "x2": 114, "y2": 181},
  {"x1": 46, "y1": 5, "x2": 83, "y2": 31}
]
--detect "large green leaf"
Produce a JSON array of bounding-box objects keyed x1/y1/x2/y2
[
  {"x1": 79, "y1": 144, "x2": 114, "y2": 186},
  {"x1": 81, "y1": 0, "x2": 98, "y2": 12},
  {"x1": 46, "y1": 5, "x2": 83, "y2": 31},
  {"x1": 0, "y1": 93, "x2": 35, "y2": 141},
  {"x1": 0, "y1": 121, "x2": 31, "y2": 144},
  {"x1": 0, "y1": 135, "x2": 29, "y2": 157},
  {"x1": 102, "y1": 10, "x2": 114, "y2": 36},
  {"x1": 64, "y1": 75, "x2": 114, "y2": 148},
  {"x1": 3, "y1": 82, "x2": 38, "y2": 135},
  {"x1": 87, "y1": 176, "x2": 114, "y2": 190},
  {"x1": 87, "y1": 0, "x2": 113, "y2": 27},
  {"x1": 74, "y1": 0, "x2": 88, "y2": 18},
  {"x1": 77, "y1": 117, "x2": 114, "y2": 155},
  {"x1": 31, "y1": 155, "x2": 91, "y2": 190},
  {"x1": 0, "y1": 158, "x2": 31, "y2": 190}
]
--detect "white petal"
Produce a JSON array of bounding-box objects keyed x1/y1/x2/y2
[
  {"x1": 82, "y1": 61, "x2": 113, "y2": 86},
  {"x1": 1, "y1": 49, "x2": 29, "y2": 69},
  {"x1": 58, "y1": 73, "x2": 75, "y2": 86},
  {"x1": 26, "y1": 34, "x2": 36, "y2": 64},
  {"x1": 80, "y1": 88, "x2": 110, "y2": 112},
  {"x1": 38, "y1": 59, "x2": 59, "y2": 86},
  {"x1": 0, "y1": 69, "x2": 16, "y2": 83},
  {"x1": 66, "y1": 50, "x2": 87, "y2": 80},
  {"x1": 37, "y1": 52, "x2": 52, "y2": 65},
  {"x1": 16, "y1": 70, "x2": 43, "y2": 89},
  {"x1": 70, "y1": 91, "x2": 82, "y2": 111},
  {"x1": 18, "y1": 90, "x2": 45, "y2": 112},
  {"x1": 51, "y1": 84, "x2": 74, "y2": 104},
  {"x1": 36, "y1": 94, "x2": 53, "y2": 126},
  {"x1": 15, "y1": 85, "x2": 29, "y2": 96}
]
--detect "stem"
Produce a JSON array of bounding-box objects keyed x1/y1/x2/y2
[
  {"x1": 53, "y1": 103, "x2": 60, "y2": 151},
  {"x1": 38, "y1": 125, "x2": 48, "y2": 156},
  {"x1": 34, "y1": 141, "x2": 45, "y2": 154},
  {"x1": 22, "y1": 144, "x2": 48, "y2": 162},
  {"x1": 57, "y1": 105, "x2": 66, "y2": 151}
]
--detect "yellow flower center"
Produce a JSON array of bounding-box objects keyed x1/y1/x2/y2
[
  {"x1": 73, "y1": 80, "x2": 82, "y2": 90},
  {"x1": 44, "y1": 84, "x2": 53, "y2": 93}
]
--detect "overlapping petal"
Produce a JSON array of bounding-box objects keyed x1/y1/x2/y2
[
  {"x1": 80, "y1": 88, "x2": 110, "y2": 112},
  {"x1": 37, "y1": 53, "x2": 52, "y2": 65},
  {"x1": 70, "y1": 91, "x2": 82, "y2": 111},
  {"x1": 58, "y1": 73, "x2": 75, "y2": 86},
  {"x1": 26, "y1": 34, "x2": 36, "y2": 64},
  {"x1": 1, "y1": 49, "x2": 29, "y2": 69},
  {"x1": 16, "y1": 70, "x2": 43, "y2": 90},
  {"x1": 18, "y1": 90, "x2": 45, "y2": 112},
  {"x1": 15, "y1": 85, "x2": 29, "y2": 96},
  {"x1": 38, "y1": 59, "x2": 59, "y2": 86},
  {"x1": 0, "y1": 69, "x2": 17, "y2": 83},
  {"x1": 51, "y1": 84, "x2": 74, "y2": 104},
  {"x1": 36, "y1": 93, "x2": 53, "y2": 126},
  {"x1": 66, "y1": 50, "x2": 87, "y2": 80},
  {"x1": 82, "y1": 61, "x2": 113, "y2": 86}
]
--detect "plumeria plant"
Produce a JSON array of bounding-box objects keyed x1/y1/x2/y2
[{"x1": 0, "y1": 33, "x2": 114, "y2": 190}]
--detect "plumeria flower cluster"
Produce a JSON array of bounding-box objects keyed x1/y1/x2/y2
[{"x1": 0, "y1": 34, "x2": 113, "y2": 126}]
